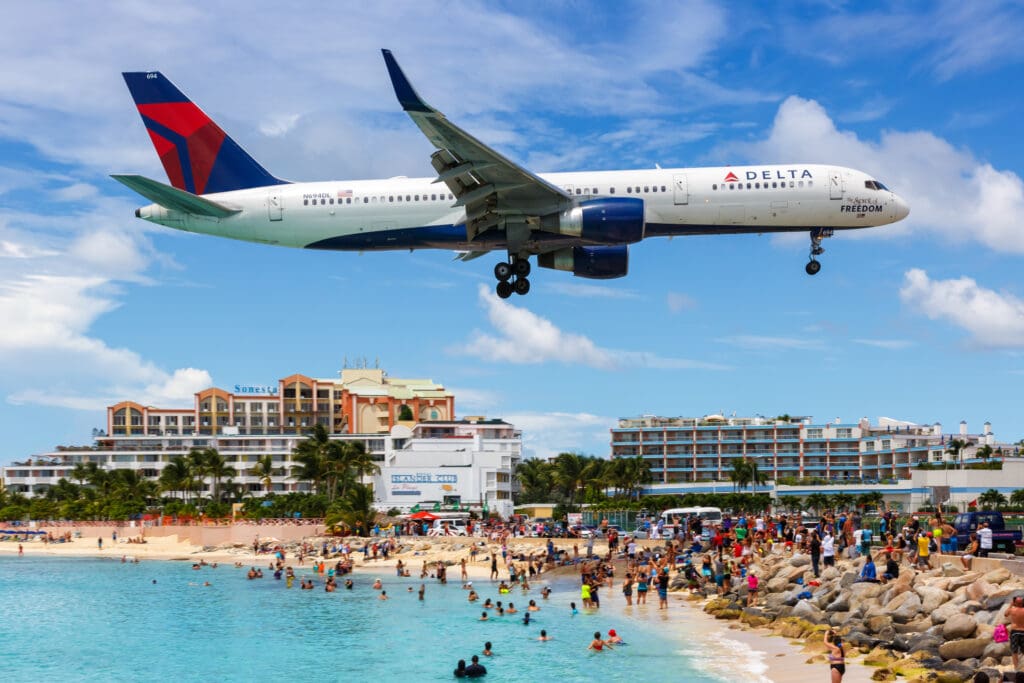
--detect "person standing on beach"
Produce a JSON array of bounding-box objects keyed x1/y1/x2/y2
[
  {"x1": 1005, "y1": 595, "x2": 1024, "y2": 670},
  {"x1": 656, "y1": 567, "x2": 669, "y2": 610},
  {"x1": 98, "y1": 537, "x2": 103, "y2": 550},
  {"x1": 824, "y1": 629, "x2": 845, "y2": 682},
  {"x1": 809, "y1": 531, "x2": 821, "y2": 578}
]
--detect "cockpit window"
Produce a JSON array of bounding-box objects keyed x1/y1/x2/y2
[{"x1": 865, "y1": 180, "x2": 889, "y2": 191}]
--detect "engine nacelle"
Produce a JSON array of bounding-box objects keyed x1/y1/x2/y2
[
  {"x1": 543, "y1": 197, "x2": 645, "y2": 244},
  {"x1": 537, "y1": 245, "x2": 628, "y2": 279}
]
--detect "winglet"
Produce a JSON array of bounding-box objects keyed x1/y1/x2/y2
[{"x1": 381, "y1": 49, "x2": 433, "y2": 113}]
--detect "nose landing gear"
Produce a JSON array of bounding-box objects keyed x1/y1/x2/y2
[
  {"x1": 494, "y1": 255, "x2": 531, "y2": 298},
  {"x1": 805, "y1": 228, "x2": 833, "y2": 276}
]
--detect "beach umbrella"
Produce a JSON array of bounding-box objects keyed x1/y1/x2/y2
[{"x1": 408, "y1": 511, "x2": 439, "y2": 521}]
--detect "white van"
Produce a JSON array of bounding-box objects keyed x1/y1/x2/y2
[
  {"x1": 660, "y1": 507, "x2": 723, "y2": 539},
  {"x1": 429, "y1": 518, "x2": 468, "y2": 536}
]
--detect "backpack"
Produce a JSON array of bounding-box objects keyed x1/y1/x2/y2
[{"x1": 994, "y1": 623, "x2": 1009, "y2": 643}]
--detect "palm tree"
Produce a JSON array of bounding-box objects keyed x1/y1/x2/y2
[
  {"x1": 976, "y1": 444, "x2": 994, "y2": 464},
  {"x1": 831, "y1": 492, "x2": 854, "y2": 512},
  {"x1": 326, "y1": 483, "x2": 377, "y2": 536},
  {"x1": 201, "y1": 449, "x2": 236, "y2": 503},
  {"x1": 805, "y1": 492, "x2": 830, "y2": 514},
  {"x1": 292, "y1": 424, "x2": 344, "y2": 499},
  {"x1": 339, "y1": 440, "x2": 380, "y2": 498},
  {"x1": 946, "y1": 438, "x2": 967, "y2": 468},
  {"x1": 515, "y1": 458, "x2": 554, "y2": 503},
  {"x1": 729, "y1": 459, "x2": 752, "y2": 493},
  {"x1": 553, "y1": 452, "x2": 589, "y2": 511},
  {"x1": 187, "y1": 448, "x2": 210, "y2": 500},
  {"x1": 160, "y1": 456, "x2": 193, "y2": 503},
  {"x1": 856, "y1": 491, "x2": 884, "y2": 511},
  {"x1": 251, "y1": 454, "x2": 276, "y2": 495},
  {"x1": 978, "y1": 488, "x2": 1007, "y2": 510},
  {"x1": 1010, "y1": 489, "x2": 1024, "y2": 510},
  {"x1": 748, "y1": 460, "x2": 765, "y2": 491}
]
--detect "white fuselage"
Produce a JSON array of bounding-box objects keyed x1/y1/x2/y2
[{"x1": 137, "y1": 164, "x2": 908, "y2": 252}]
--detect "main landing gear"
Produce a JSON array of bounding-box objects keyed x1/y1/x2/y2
[
  {"x1": 494, "y1": 255, "x2": 531, "y2": 298},
  {"x1": 805, "y1": 228, "x2": 833, "y2": 276}
]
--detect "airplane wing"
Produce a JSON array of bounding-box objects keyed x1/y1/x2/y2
[
  {"x1": 111, "y1": 174, "x2": 241, "y2": 218},
  {"x1": 382, "y1": 49, "x2": 569, "y2": 242}
]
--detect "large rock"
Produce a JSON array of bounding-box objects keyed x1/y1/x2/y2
[
  {"x1": 982, "y1": 640, "x2": 1011, "y2": 660},
  {"x1": 931, "y1": 598, "x2": 967, "y2": 625},
  {"x1": 865, "y1": 615, "x2": 894, "y2": 634},
  {"x1": 947, "y1": 572, "x2": 981, "y2": 591},
  {"x1": 766, "y1": 575, "x2": 791, "y2": 593},
  {"x1": 982, "y1": 587, "x2": 1024, "y2": 613},
  {"x1": 983, "y1": 567, "x2": 1012, "y2": 584},
  {"x1": 966, "y1": 578, "x2": 996, "y2": 602},
  {"x1": 789, "y1": 553, "x2": 810, "y2": 567},
  {"x1": 849, "y1": 581, "x2": 887, "y2": 600},
  {"x1": 792, "y1": 600, "x2": 825, "y2": 623},
  {"x1": 941, "y1": 613, "x2": 978, "y2": 639},
  {"x1": 825, "y1": 593, "x2": 850, "y2": 612},
  {"x1": 938, "y1": 637, "x2": 988, "y2": 661},
  {"x1": 887, "y1": 591, "x2": 923, "y2": 624},
  {"x1": 915, "y1": 585, "x2": 952, "y2": 613},
  {"x1": 941, "y1": 563, "x2": 964, "y2": 577},
  {"x1": 905, "y1": 632, "x2": 944, "y2": 655}
]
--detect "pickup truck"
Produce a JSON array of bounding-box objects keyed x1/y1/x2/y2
[{"x1": 952, "y1": 511, "x2": 1023, "y2": 553}]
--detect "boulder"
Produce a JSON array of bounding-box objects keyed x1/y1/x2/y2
[
  {"x1": 789, "y1": 553, "x2": 810, "y2": 567},
  {"x1": 915, "y1": 585, "x2": 952, "y2": 614},
  {"x1": 820, "y1": 566, "x2": 841, "y2": 581},
  {"x1": 931, "y1": 598, "x2": 967, "y2": 625},
  {"x1": 967, "y1": 577, "x2": 997, "y2": 602},
  {"x1": 982, "y1": 640, "x2": 1010, "y2": 660},
  {"x1": 829, "y1": 611, "x2": 851, "y2": 626},
  {"x1": 865, "y1": 615, "x2": 893, "y2": 634},
  {"x1": 947, "y1": 572, "x2": 981, "y2": 591},
  {"x1": 983, "y1": 587, "x2": 1024, "y2": 612},
  {"x1": 938, "y1": 637, "x2": 988, "y2": 661},
  {"x1": 766, "y1": 575, "x2": 791, "y2": 593},
  {"x1": 983, "y1": 567, "x2": 1012, "y2": 584},
  {"x1": 849, "y1": 581, "x2": 887, "y2": 600},
  {"x1": 887, "y1": 591, "x2": 923, "y2": 624},
  {"x1": 940, "y1": 562, "x2": 964, "y2": 577},
  {"x1": 941, "y1": 613, "x2": 977, "y2": 639},
  {"x1": 839, "y1": 571, "x2": 857, "y2": 589},
  {"x1": 904, "y1": 632, "x2": 944, "y2": 655},
  {"x1": 792, "y1": 600, "x2": 825, "y2": 623},
  {"x1": 825, "y1": 594, "x2": 850, "y2": 612}
]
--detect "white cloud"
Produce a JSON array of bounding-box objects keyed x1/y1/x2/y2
[
  {"x1": 501, "y1": 411, "x2": 613, "y2": 460},
  {"x1": 852, "y1": 339, "x2": 914, "y2": 350},
  {"x1": 547, "y1": 281, "x2": 640, "y2": 300},
  {"x1": 726, "y1": 96, "x2": 1024, "y2": 254},
  {"x1": 446, "y1": 386, "x2": 501, "y2": 414},
  {"x1": 899, "y1": 268, "x2": 1024, "y2": 348},
  {"x1": 54, "y1": 182, "x2": 98, "y2": 202},
  {"x1": 459, "y1": 284, "x2": 727, "y2": 370},
  {"x1": 718, "y1": 335, "x2": 823, "y2": 351},
  {"x1": 667, "y1": 292, "x2": 696, "y2": 313}
]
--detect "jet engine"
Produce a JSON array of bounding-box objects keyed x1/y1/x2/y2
[
  {"x1": 537, "y1": 245, "x2": 628, "y2": 279},
  {"x1": 541, "y1": 197, "x2": 645, "y2": 244}
]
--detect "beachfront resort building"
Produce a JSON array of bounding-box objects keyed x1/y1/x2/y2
[
  {"x1": 3, "y1": 368, "x2": 521, "y2": 518},
  {"x1": 612, "y1": 414, "x2": 1005, "y2": 486}
]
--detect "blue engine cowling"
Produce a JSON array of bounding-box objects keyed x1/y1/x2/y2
[
  {"x1": 543, "y1": 197, "x2": 645, "y2": 244},
  {"x1": 537, "y1": 244, "x2": 628, "y2": 279}
]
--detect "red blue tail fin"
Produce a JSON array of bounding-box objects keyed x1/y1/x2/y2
[{"x1": 122, "y1": 72, "x2": 287, "y2": 194}]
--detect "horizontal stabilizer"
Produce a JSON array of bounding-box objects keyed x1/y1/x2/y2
[{"x1": 111, "y1": 174, "x2": 240, "y2": 218}]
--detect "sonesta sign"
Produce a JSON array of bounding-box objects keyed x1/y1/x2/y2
[{"x1": 234, "y1": 384, "x2": 278, "y2": 395}]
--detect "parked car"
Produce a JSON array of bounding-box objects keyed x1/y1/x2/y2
[{"x1": 952, "y1": 511, "x2": 1022, "y2": 553}]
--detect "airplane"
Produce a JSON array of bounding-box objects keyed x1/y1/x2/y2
[{"x1": 114, "y1": 49, "x2": 909, "y2": 298}]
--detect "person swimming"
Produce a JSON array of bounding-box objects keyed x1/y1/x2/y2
[
  {"x1": 506, "y1": 602, "x2": 517, "y2": 614},
  {"x1": 345, "y1": 579, "x2": 353, "y2": 590},
  {"x1": 479, "y1": 611, "x2": 488, "y2": 621},
  {"x1": 527, "y1": 600, "x2": 540, "y2": 611},
  {"x1": 522, "y1": 612, "x2": 531, "y2": 625},
  {"x1": 482, "y1": 641, "x2": 493, "y2": 657},
  {"x1": 607, "y1": 629, "x2": 623, "y2": 644},
  {"x1": 468, "y1": 590, "x2": 479, "y2": 602},
  {"x1": 372, "y1": 578, "x2": 383, "y2": 589},
  {"x1": 454, "y1": 659, "x2": 467, "y2": 678},
  {"x1": 570, "y1": 602, "x2": 578, "y2": 615},
  {"x1": 379, "y1": 591, "x2": 389, "y2": 601},
  {"x1": 588, "y1": 631, "x2": 611, "y2": 651},
  {"x1": 538, "y1": 629, "x2": 551, "y2": 641}
]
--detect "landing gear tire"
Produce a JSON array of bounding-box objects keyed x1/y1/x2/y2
[
  {"x1": 513, "y1": 258, "x2": 531, "y2": 277},
  {"x1": 805, "y1": 259, "x2": 822, "y2": 276},
  {"x1": 514, "y1": 278, "x2": 531, "y2": 296},
  {"x1": 496, "y1": 280, "x2": 513, "y2": 298},
  {"x1": 494, "y1": 262, "x2": 513, "y2": 281}
]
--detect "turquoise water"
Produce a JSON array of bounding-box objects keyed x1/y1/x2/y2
[{"x1": 0, "y1": 557, "x2": 745, "y2": 682}]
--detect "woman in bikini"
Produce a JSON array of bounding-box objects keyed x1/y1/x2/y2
[{"x1": 824, "y1": 629, "x2": 845, "y2": 682}]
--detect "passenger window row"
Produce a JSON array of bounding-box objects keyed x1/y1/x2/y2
[
  {"x1": 711, "y1": 180, "x2": 814, "y2": 191},
  {"x1": 302, "y1": 193, "x2": 456, "y2": 206}
]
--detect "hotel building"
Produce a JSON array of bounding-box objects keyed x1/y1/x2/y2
[
  {"x1": 4, "y1": 369, "x2": 521, "y2": 518},
  {"x1": 612, "y1": 414, "x2": 1001, "y2": 485}
]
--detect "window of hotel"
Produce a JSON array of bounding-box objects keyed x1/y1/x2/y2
[
  {"x1": 806, "y1": 428, "x2": 823, "y2": 440},
  {"x1": 836, "y1": 428, "x2": 852, "y2": 439}
]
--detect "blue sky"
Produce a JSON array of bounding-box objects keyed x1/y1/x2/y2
[{"x1": 2, "y1": 1, "x2": 1023, "y2": 462}]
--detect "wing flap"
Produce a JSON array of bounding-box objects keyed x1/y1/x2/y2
[{"x1": 111, "y1": 174, "x2": 241, "y2": 218}]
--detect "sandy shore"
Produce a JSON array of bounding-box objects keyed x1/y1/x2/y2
[{"x1": 0, "y1": 534, "x2": 875, "y2": 682}]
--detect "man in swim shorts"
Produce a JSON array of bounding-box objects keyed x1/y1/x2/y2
[
  {"x1": 465, "y1": 655, "x2": 487, "y2": 677},
  {"x1": 1006, "y1": 595, "x2": 1024, "y2": 670}
]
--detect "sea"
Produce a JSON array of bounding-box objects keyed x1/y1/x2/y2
[{"x1": 0, "y1": 556, "x2": 770, "y2": 682}]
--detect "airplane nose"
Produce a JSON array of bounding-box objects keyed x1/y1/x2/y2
[{"x1": 892, "y1": 194, "x2": 910, "y2": 221}]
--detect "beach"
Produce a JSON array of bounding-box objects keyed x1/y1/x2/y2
[{"x1": 0, "y1": 529, "x2": 874, "y2": 682}]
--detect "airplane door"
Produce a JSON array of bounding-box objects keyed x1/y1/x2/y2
[
  {"x1": 828, "y1": 169, "x2": 844, "y2": 200},
  {"x1": 673, "y1": 174, "x2": 689, "y2": 205},
  {"x1": 267, "y1": 192, "x2": 283, "y2": 221}
]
